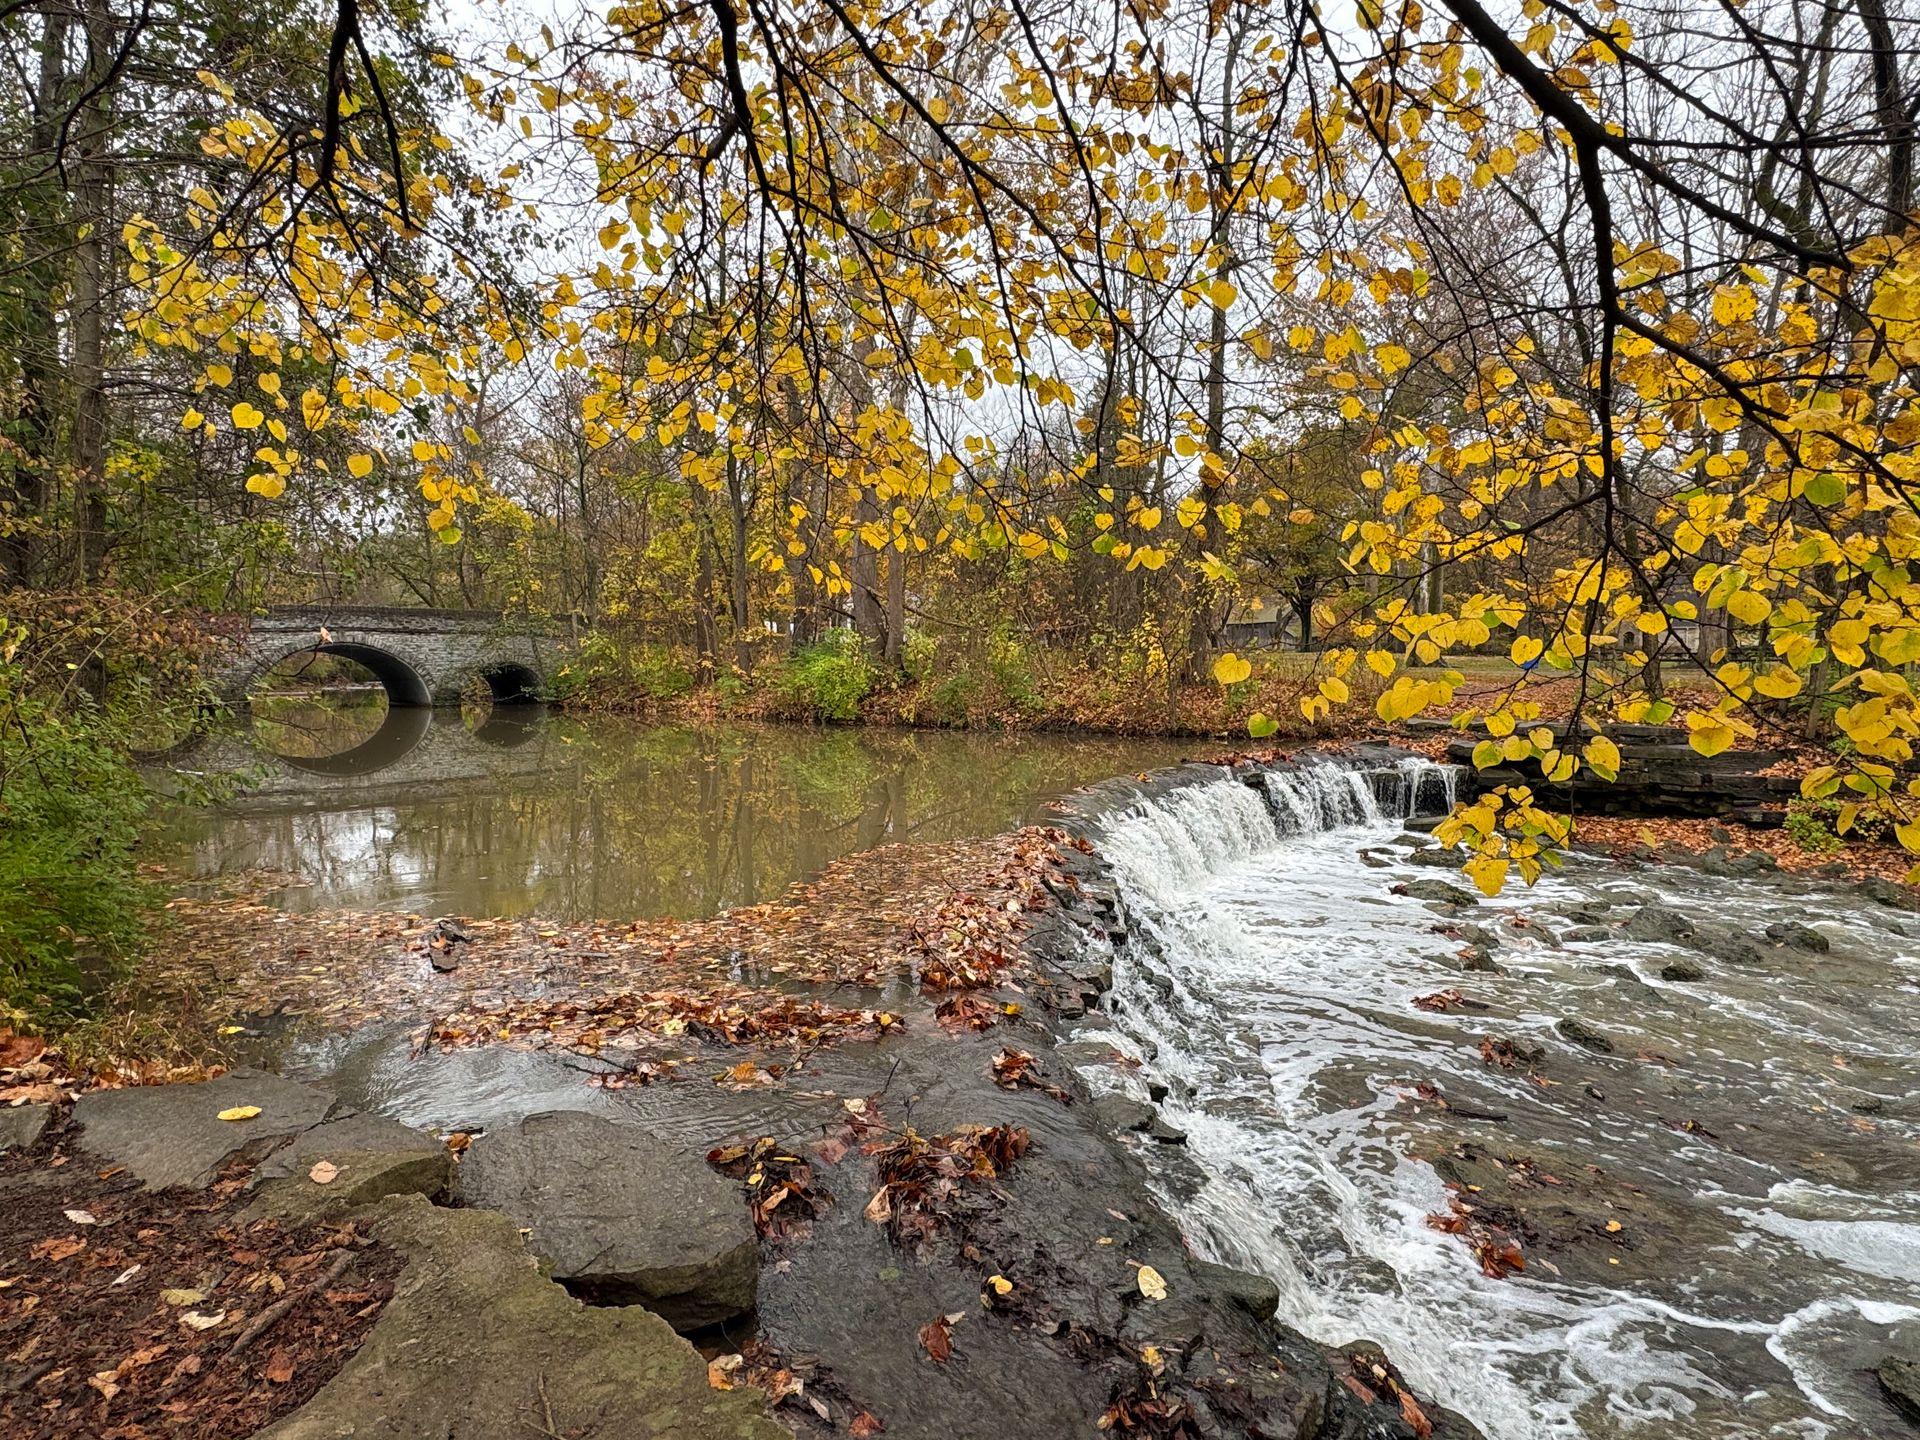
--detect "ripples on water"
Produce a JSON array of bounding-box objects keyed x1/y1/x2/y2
[{"x1": 1074, "y1": 759, "x2": 1920, "y2": 1440}]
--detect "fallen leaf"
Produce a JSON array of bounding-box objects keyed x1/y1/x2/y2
[
  {"x1": 111, "y1": 1264, "x2": 142, "y2": 1286},
  {"x1": 216, "y1": 1106, "x2": 262, "y2": 1122},
  {"x1": 1400, "y1": 1388, "x2": 1434, "y2": 1438},
  {"x1": 179, "y1": 1309, "x2": 227, "y2": 1330},
  {"x1": 263, "y1": 1348, "x2": 297, "y2": 1384},
  {"x1": 1136, "y1": 1264, "x2": 1168, "y2": 1301},
  {"x1": 706, "y1": 1353, "x2": 743, "y2": 1390},
  {"x1": 987, "y1": 1274, "x2": 1013, "y2": 1296},
  {"x1": 88, "y1": 1371, "x2": 121, "y2": 1401},
  {"x1": 63, "y1": 1208, "x2": 98, "y2": 1225},
  {"x1": 917, "y1": 1314, "x2": 956, "y2": 1364},
  {"x1": 849, "y1": 1410, "x2": 885, "y2": 1435},
  {"x1": 33, "y1": 1235, "x2": 85, "y2": 1263},
  {"x1": 308, "y1": 1160, "x2": 340, "y2": 1185},
  {"x1": 160, "y1": 1288, "x2": 207, "y2": 1306}
]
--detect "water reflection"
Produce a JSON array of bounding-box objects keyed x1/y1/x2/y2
[{"x1": 164, "y1": 714, "x2": 1215, "y2": 921}]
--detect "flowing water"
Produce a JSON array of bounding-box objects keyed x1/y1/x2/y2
[{"x1": 1071, "y1": 758, "x2": 1920, "y2": 1439}]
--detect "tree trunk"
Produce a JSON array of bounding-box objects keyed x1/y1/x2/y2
[
  {"x1": 3, "y1": 7, "x2": 71, "y2": 587},
  {"x1": 69, "y1": 0, "x2": 115, "y2": 581}
]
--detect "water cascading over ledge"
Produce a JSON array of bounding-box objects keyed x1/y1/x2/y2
[{"x1": 1039, "y1": 745, "x2": 1920, "y2": 1440}]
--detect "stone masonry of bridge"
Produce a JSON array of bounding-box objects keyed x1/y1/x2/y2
[{"x1": 217, "y1": 606, "x2": 566, "y2": 707}]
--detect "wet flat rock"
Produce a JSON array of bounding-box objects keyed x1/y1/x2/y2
[
  {"x1": 250, "y1": 1110, "x2": 455, "y2": 1220},
  {"x1": 70, "y1": 1068, "x2": 335, "y2": 1188},
  {"x1": 454, "y1": 1109, "x2": 757, "y2": 1330},
  {"x1": 257, "y1": 1195, "x2": 784, "y2": 1440}
]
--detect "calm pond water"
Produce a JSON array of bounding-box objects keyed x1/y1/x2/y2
[{"x1": 162, "y1": 706, "x2": 1218, "y2": 920}]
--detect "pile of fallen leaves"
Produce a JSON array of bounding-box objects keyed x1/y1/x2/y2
[
  {"x1": 0, "y1": 1139, "x2": 399, "y2": 1438},
  {"x1": 706, "y1": 1338, "x2": 885, "y2": 1434},
  {"x1": 417, "y1": 988, "x2": 899, "y2": 1061},
  {"x1": 909, "y1": 829, "x2": 1069, "y2": 991},
  {"x1": 1569, "y1": 815, "x2": 1919, "y2": 884},
  {"x1": 862, "y1": 1124, "x2": 1030, "y2": 1248},
  {"x1": 990, "y1": 1047, "x2": 1071, "y2": 1104},
  {"x1": 705, "y1": 1137, "x2": 831, "y2": 1239},
  {"x1": 124, "y1": 828, "x2": 1077, "y2": 1080},
  {"x1": 1425, "y1": 1188, "x2": 1528, "y2": 1280}
]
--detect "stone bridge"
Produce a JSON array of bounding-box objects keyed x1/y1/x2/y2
[{"x1": 217, "y1": 606, "x2": 567, "y2": 707}]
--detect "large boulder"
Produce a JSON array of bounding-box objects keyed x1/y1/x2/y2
[
  {"x1": 71, "y1": 1069, "x2": 334, "y2": 1188},
  {"x1": 455, "y1": 1110, "x2": 757, "y2": 1331},
  {"x1": 257, "y1": 1196, "x2": 784, "y2": 1440}
]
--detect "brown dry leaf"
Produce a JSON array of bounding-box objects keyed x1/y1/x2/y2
[
  {"x1": 1400, "y1": 1389, "x2": 1434, "y2": 1438},
  {"x1": 32, "y1": 1234, "x2": 86, "y2": 1263},
  {"x1": 308, "y1": 1160, "x2": 340, "y2": 1185},
  {"x1": 706, "y1": 1353, "x2": 743, "y2": 1390},
  {"x1": 917, "y1": 1313, "x2": 957, "y2": 1365},
  {"x1": 263, "y1": 1348, "x2": 297, "y2": 1385},
  {"x1": 849, "y1": 1411, "x2": 885, "y2": 1435}
]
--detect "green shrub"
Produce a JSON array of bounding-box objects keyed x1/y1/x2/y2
[
  {"x1": 1783, "y1": 799, "x2": 1846, "y2": 855},
  {"x1": 0, "y1": 599, "x2": 224, "y2": 1026},
  {"x1": 0, "y1": 687, "x2": 159, "y2": 1024},
  {"x1": 548, "y1": 633, "x2": 693, "y2": 704},
  {"x1": 773, "y1": 630, "x2": 878, "y2": 722}
]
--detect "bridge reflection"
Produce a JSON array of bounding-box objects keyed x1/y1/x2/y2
[{"x1": 161, "y1": 720, "x2": 1213, "y2": 923}]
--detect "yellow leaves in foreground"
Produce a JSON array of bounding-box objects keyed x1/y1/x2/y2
[
  {"x1": 230, "y1": 402, "x2": 264, "y2": 430},
  {"x1": 216, "y1": 1106, "x2": 261, "y2": 1122}
]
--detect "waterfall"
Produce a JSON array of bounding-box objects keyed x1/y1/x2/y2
[
  {"x1": 1066, "y1": 750, "x2": 1920, "y2": 1440},
  {"x1": 1097, "y1": 755, "x2": 1460, "y2": 895}
]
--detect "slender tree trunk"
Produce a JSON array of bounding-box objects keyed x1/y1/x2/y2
[
  {"x1": 4, "y1": 8, "x2": 71, "y2": 587},
  {"x1": 70, "y1": 0, "x2": 115, "y2": 581}
]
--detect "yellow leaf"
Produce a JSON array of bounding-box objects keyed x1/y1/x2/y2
[
  {"x1": 180, "y1": 408, "x2": 204, "y2": 429},
  {"x1": 230, "y1": 402, "x2": 264, "y2": 430},
  {"x1": 216, "y1": 1106, "x2": 262, "y2": 1122},
  {"x1": 1136, "y1": 506, "x2": 1162, "y2": 531},
  {"x1": 1136, "y1": 1265, "x2": 1168, "y2": 1301},
  {"x1": 1584, "y1": 735, "x2": 1621, "y2": 779},
  {"x1": 1463, "y1": 854, "x2": 1510, "y2": 897},
  {"x1": 1212, "y1": 652, "x2": 1252, "y2": 685},
  {"x1": 1686, "y1": 714, "x2": 1736, "y2": 757},
  {"x1": 1510, "y1": 635, "x2": 1543, "y2": 666},
  {"x1": 347, "y1": 453, "x2": 374, "y2": 479}
]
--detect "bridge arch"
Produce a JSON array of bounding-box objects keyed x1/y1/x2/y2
[
  {"x1": 470, "y1": 660, "x2": 543, "y2": 705},
  {"x1": 255, "y1": 641, "x2": 432, "y2": 709}
]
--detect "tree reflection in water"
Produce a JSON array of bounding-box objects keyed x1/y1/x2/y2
[{"x1": 168, "y1": 718, "x2": 1215, "y2": 921}]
